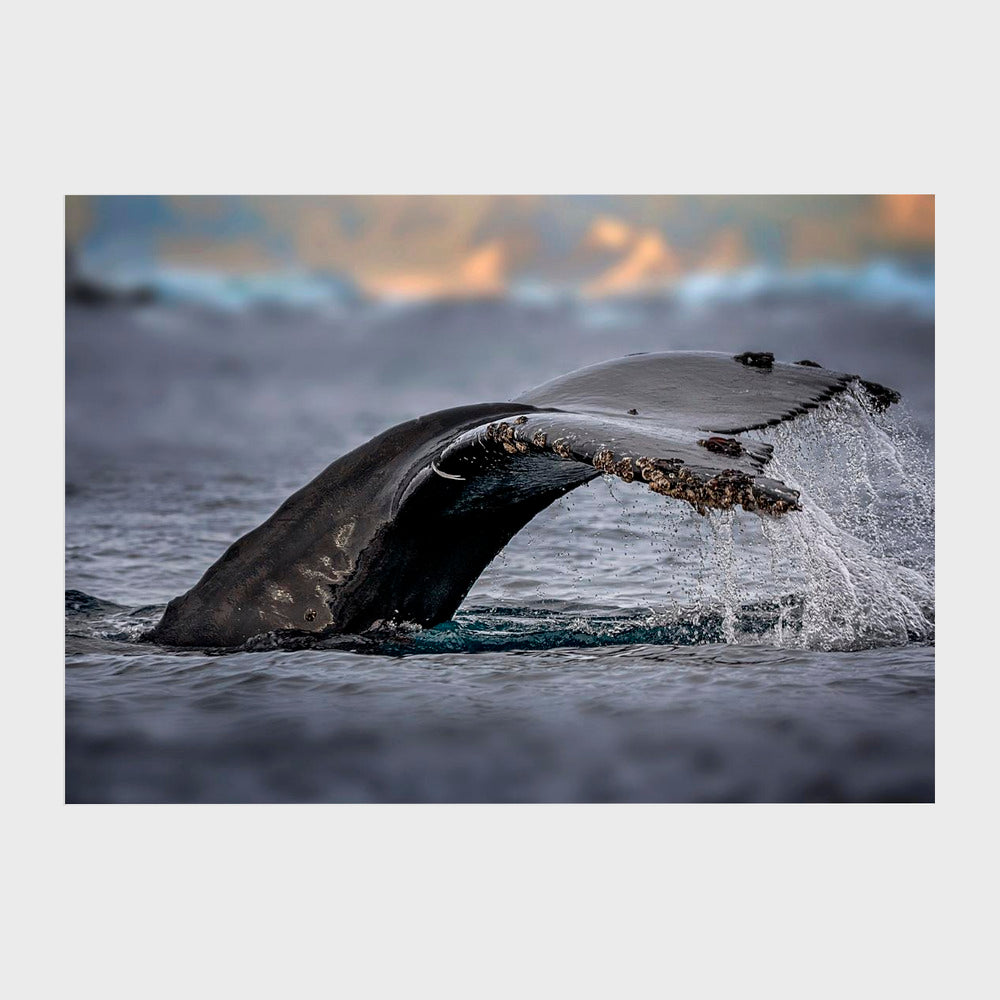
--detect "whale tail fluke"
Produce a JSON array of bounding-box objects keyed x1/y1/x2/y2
[
  {"x1": 431, "y1": 352, "x2": 893, "y2": 516},
  {"x1": 146, "y1": 351, "x2": 899, "y2": 647}
]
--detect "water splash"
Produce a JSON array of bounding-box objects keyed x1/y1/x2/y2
[
  {"x1": 731, "y1": 389, "x2": 935, "y2": 650},
  {"x1": 466, "y1": 388, "x2": 933, "y2": 656},
  {"x1": 69, "y1": 388, "x2": 933, "y2": 657},
  {"x1": 705, "y1": 511, "x2": 739, "y2": 644}
]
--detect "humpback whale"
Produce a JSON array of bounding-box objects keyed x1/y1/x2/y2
[{"x1": 146, "y1": 351, "x2": 898, "y2": 648}]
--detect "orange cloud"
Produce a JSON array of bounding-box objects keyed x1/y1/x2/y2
[
  {"x1": 459, "y1": 241, "x2": 505, "y2": 293},
  {"x1": 879, "y1": 195, "x2": 934, "y2": 244},
  {"x1": 584, "y1": 216, "x2": 632, "y2": 251},
  {"x1": 362, "y1": 240, "x2": 506, "y2": 300},
  {"x1": 584, "y1": 230, "x2": 681, "y2": 297}
]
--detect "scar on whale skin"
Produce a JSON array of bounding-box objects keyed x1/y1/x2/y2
[{"x1": 431, "y1": 461, "x2": 466, "y2": 481}]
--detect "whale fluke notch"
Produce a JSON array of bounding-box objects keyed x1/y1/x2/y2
[{"x1": 145, "y1": 351, "x2": 899, "y2": 648}]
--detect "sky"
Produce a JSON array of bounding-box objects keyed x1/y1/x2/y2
[{"x1": 66, "y1": 195, "x2": 934, "y2": 301}]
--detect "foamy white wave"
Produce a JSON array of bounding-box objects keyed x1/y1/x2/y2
[
  {"x1": 673, "y1": 260, "x2": 934, "y2": 317},
  {"x1": 90, "y1": 267, "x2": 364, "y2": 312},
  {"x1": 74, "y1": 258, "x2": 932, "y2": 318}
]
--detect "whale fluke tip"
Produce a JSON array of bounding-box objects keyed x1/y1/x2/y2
[{"x1": 856, "y1": 378, "x2": 901, "y2": 412}]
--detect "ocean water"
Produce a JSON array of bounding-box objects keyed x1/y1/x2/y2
[{"x1": 65, "y1": 289, "x2": 934, "y2": 802}]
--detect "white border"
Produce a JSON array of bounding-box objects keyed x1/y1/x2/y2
[{"x1": 6, "y1": 3, "x2": 994, "y2": 996}]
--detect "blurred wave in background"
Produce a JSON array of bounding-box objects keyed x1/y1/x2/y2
[{"x1": 65, "y1": 195, "x2": 933, "y2": 315}]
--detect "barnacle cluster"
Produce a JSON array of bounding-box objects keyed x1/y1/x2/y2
[
  {"x1": 592, "y1": 449, "x2": 636, "y2": 483},
  {"x1": 632, "y1": 457, "x2": 799, "y2": 517},
  {"x1": 483, "y1": 420, "x2": 530, "y2": 455},
  {"x1": 697, "y1": 436, "x2": 744, "y2": 457},
  {"x1": 483, "y1": 418, "x2": 562, "y2": 458},
  {"x1": 482, "y1": 418, "x2": 799, "y2": 517}
]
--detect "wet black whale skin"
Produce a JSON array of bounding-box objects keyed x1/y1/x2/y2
[{"x1": 146, "y1": 352, "x2": 886, "y2": 648}]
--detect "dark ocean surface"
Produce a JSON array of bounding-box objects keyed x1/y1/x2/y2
[{"x1": 65, "y1": 285, "x2": 934, "y2": 802}]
